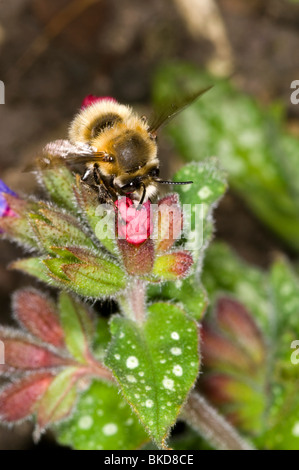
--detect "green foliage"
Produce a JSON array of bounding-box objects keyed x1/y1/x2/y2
[
  {"x1": 202, "y1": 242, "x2": 299, "y2": 449},
  {"x1": 105, "y1": 303, "x2": 199, "y2": 447},
  {"x1": 153, "y1": 62, "x2": 299, "y2": 251},
  {"x1": 56, "y1": 381, "x2": 149, "y2": 450},
  {"x1": 58, "y1": 293, "x2": 94, "y2": 363},
  {"x1": 40, "y1": 167, "x2": 78, "y2": 213},
  {"x1": 202, "y1": 242, "x2": 270, "y2": 330},
  {"x1": 173, "y1": 159, "x2": 227, "y2": 265},
  {"x1": 148, "y1": 277, "x2": 207, "y2": 321},
  {"x1": 261, "y1": 259, "x2": 299, "y2": 450},
  {"x1": 148, "y1": 159, "x2": 226, "y2": 321},
  {"x1": 36, "y1": 367, "x2": 78, "y2": 434}
]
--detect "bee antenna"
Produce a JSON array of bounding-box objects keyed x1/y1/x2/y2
[{"x1": 155, "y1": 179, "x2": 193, "y2": 185}]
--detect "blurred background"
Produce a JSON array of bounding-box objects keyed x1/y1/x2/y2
[{"x1": 1, "y1": 0, "x2": 299, "y2": 449}]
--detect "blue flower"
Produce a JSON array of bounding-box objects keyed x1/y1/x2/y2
[{"x1": 0, "y1": 180, "x2": 17, "y2": 217}]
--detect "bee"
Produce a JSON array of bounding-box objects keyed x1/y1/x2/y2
[{"x1": 28, "y1": 88, "x2": 211, "y2": 206}]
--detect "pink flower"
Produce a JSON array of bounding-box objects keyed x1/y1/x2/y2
[
  {"x1": 81, "y1": 95, "x2": 117, "y2": 109},
  {"x1": 115, "y1": 197, "x2": 152, "y2": 245}
]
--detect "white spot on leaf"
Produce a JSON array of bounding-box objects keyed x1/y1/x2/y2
[
  {"x1": 78, "y1": 416, "x2": 93, "y2": 430},
  {"x1": 103, "y1": 423, "x2": 118, "y2": 436},
  {"x1": 126, "y1": 356, "x2": 139, "y2": 369},
  {"x1": 171, "y1": 332, "x2": 180, "y2": 340},
  {"x1": 145, "y1": 400, "x2": 154, "y2": 408},
  {"x1": 197, "y1": 186, "x2": 212, "y2": 200},
  {"x1": 171, "y1": 347, "x2": 182, "y2": 356},
  {"x1": 173, "y1": 365, "x2": 183, "y2": 376},
  {"x1": 126, "y1": 375, "x2": 137, "y2": 383},
  {"x1": 163, "y1": 377, "x2": 175, "y2": 391}
]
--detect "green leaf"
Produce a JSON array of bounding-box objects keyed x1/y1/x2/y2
[
  {"x1": 270, "y1": 257, "x2": 299, "y2": 344},
  {"x1": 151, "y1": 161, "x2": 225, "y2": 320},
  {"x1": 0, "y1": 195, "x2": 39, "y2": 249},
  {"x1": 36, "y1": 367, "x2": 79, "y2": 432},
  {"x1": 40, "y1": 167, "x2": 78, "y2": 213},
  {"x1": 43, "y1": 258, "x2": 71, "y2": 281},
  {"x1": 92, "y1": 317, "x2": 111, "y2": 361},
  {"x1": 56, "y1": 380, "x2": 149, "y2": 450},
  {"x1": 202, "y1": 242, "x2": 270, "y2": 330},
  {"x1": 105, "y1": 303, "x2": 199, "y2": 446},
  {"x1": 148, "y1": 276, "x2": 208, "y2": 321},
  {"x1": 10, "y1": 256, "x2": 62, "y2": 287},
  {"x1": 260, "y1": 258, "x2": 299, "y2": 449},
  {"x1": 43, "y1": 248, "x2": 126, "y2": 298},
  {"x1": 62, "y1": 261, "x2": 126, "y2": 298},
  {"x1": 12, "y1": 252, "x2": 126, "y2": 302},
  {"x1": 199, "y1": 298, "x2": 267, "y2": 435},
  {"x1": 153, "y1": 62, "x2": 299, "y2": 251},
  {"x1": 58, "y1": 293, "x2": 94, "y2": 363},
  {"x1": 201, "y1": 243, "x2": 299, "y2": 448},
  {"x1": 73, "y1": 176, "x2": 117, "y2": 254},
  {"x1": 30, "y1": 204, "x2": 96, "y2": 254},
  {"x1": 173, "y1": 159, "x2": 227, "y2": 266}
]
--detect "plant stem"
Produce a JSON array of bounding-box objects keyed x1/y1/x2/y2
[
  {"x1": 130, "y1": 279, "x2": 147, "y2": 324},
  {"x1": 182, "y1": 391, "x2": 255, "y2": 450},
  {"x1": 118, "y1": 278, "x2": 147, "y2": 324}
]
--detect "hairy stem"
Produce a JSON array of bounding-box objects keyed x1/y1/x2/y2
[
  {"x1": 118, "y1": 278, "x2": 147, "y2": 324},
  {"x1": 182, "y1": 391, "x2": 254, "y2": 450}
]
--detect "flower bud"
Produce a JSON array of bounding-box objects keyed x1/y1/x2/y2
[{"x1": 81, "y1": 95, "x2": 117, "y2": 109}]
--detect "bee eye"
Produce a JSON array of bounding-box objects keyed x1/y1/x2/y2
[
  {"x1": 121, "y1": 178, "x2": 140, "y2": 192},
  {"x1": 150, "y1": 168, "x2": 160, "y2": 178},
  {"x1": 103, "y1": 154, "x2": 115, "y2": 163}
]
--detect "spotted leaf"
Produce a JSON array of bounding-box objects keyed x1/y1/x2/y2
[
  {"x1": 173, "y1": 160, "x2": 226, "y2": 265},
  {"x1": 105, "y1": 303, "x2": 199, "y2": 447},
  {"x1": 56, "y1": 380, "x2": 149, "y2": 450}
]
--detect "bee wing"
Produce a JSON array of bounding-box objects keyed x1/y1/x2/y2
[
  {"x1": 148, "y1": 86, "x2": 212, "y2": 134},
  {"x1": 24, "y1": 139, "x2": 106, "y2": 172}
]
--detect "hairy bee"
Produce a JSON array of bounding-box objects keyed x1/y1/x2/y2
[{"x1": 29, "y1": 89, "x2": 210, "y2": 205}]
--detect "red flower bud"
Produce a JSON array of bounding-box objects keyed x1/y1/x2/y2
[
  {"x1": 0, "y1": 373, "x2": 54, "y2": 423},
  {"x1": 115, "y1": 197, "x2": 152, "y2": 245},
  {"x1": 156, "y1": 194, "x2": 183, "y2": 252},
  {"x1": 81, "y1": 95, "x2": 117, "y2": 109},
  {"x1": 13, "y1": 289, "x2": 65, "y2": 349},
  {"x1": 216, "y1": 298, "x2": 265, "y2": 364},
  {"x1": 0, "y1": 334, "x2": 67, "y2": 371}
]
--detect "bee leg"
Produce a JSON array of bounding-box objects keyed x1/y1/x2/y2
[{"x1": 93, "y1": 164, "x2": 115, "y2": 205}]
